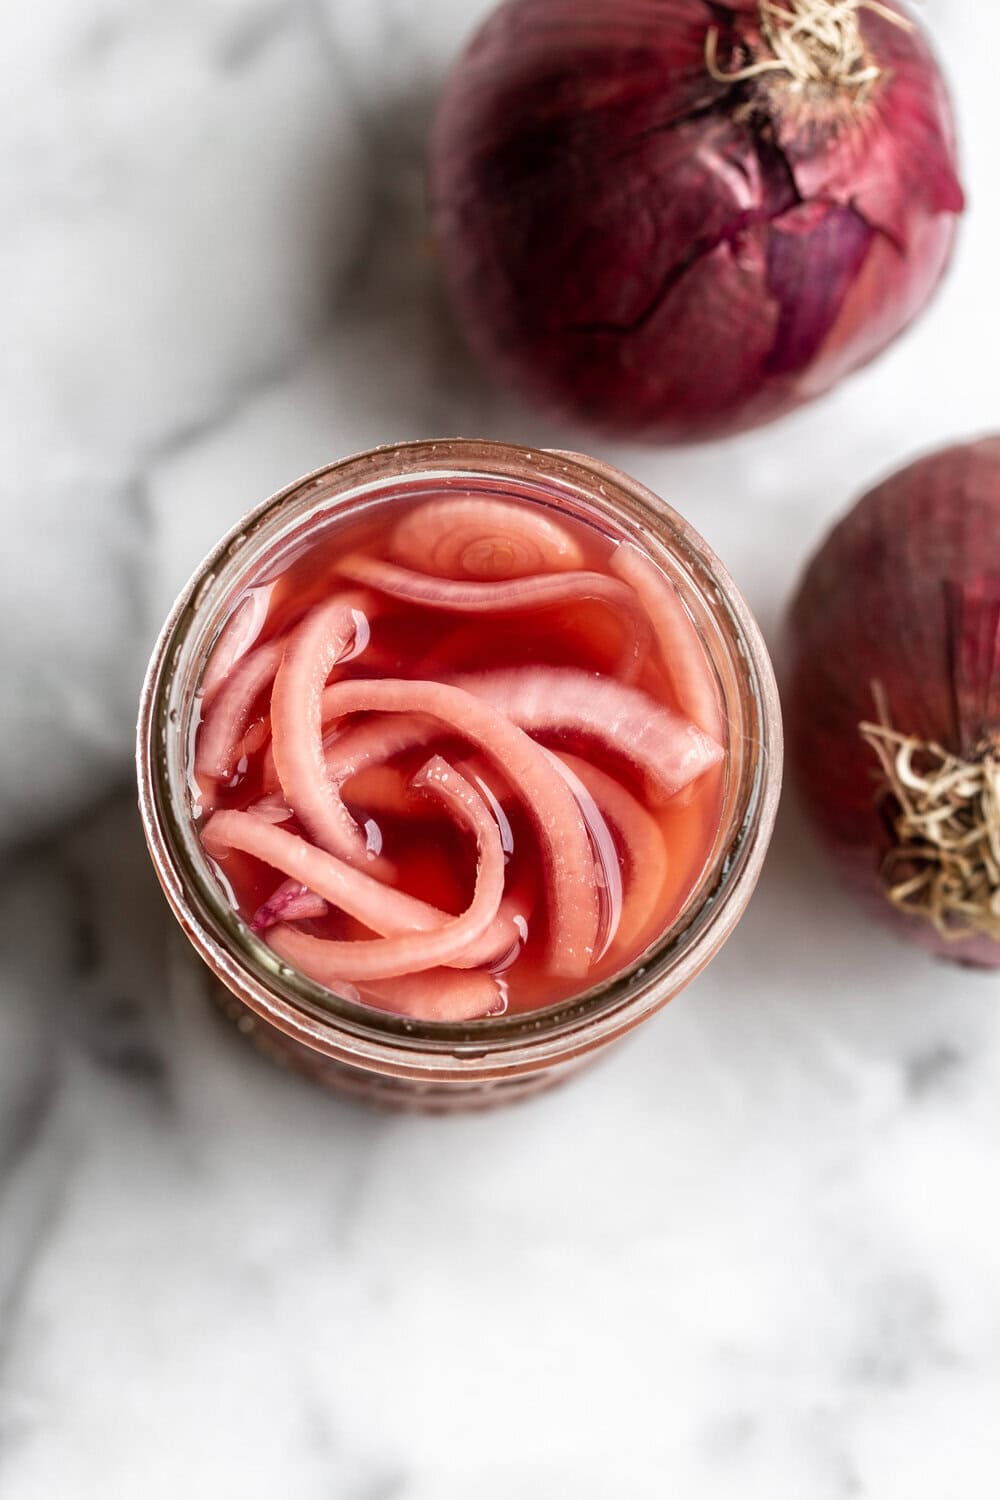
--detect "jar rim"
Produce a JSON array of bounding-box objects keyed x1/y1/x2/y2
[{"x1": 137, "y1": 439, "x2": 782, "y2": 1076}]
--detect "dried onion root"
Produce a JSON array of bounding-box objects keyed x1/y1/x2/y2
[
  {"x1": 860, "y1": 712, "x2": 1000, "y2": 943},
  {"x1": 705, "y1": 0, "x2": 912, "y2": 92},
  {"x1": 787, "y1": 438, "x2": 1000, "y2": 967}
]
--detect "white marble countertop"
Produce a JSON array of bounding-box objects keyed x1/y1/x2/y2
[{"x1": 2, "y1": 2, "x2": 999, "y2": 1494}]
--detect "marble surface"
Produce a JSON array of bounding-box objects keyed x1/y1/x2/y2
[{"x1": 2, "y1": 2, "x2": 999, "y2": 1494}]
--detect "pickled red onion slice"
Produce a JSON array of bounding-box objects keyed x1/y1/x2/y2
[
  {"x1": 389, "y1": 495, "x2": 584, "y2": 579},
  {"x1": 552, "y1": 752, "x2": 668, "y2": 957},
  {"x1": 199, "y1": 585, "x2": 274, "y2": 706},
  {"x1": 455, "y1": 761, "x2": 516, "y2": 858},
  {"x1": 263, "y1": 758, "x2": 504, "y2": 980},
  {"x1": 322, "y1": 726, "x2": 523, "y2": 899},
  {"x1": 543, "y1": 750, "x2": 622, "y2": 961},
  {"x1": 335, "y1": 556, "x2": 650, "y2": 674},
  {"x1": 270, "y1": 596, "x2": 375, "y2": 864},
  {"x1": 611, "y1": 542, "x2": 725, "y2": 743},
  {"x1": 246, "y1": 795, "x2": 379, "y2": 932},
  {"x1": 253, "y1": 882, "x2": 329, "y2": 929},
  {"x1": 451, "y1": 667, "x2": 723, "y2": 799},
  {"x1": 341, "y1": 754, "x2": 516, "y2": 821},
  {"x1": 315, "y1": 720, "x2": 513, "y2": 824},
  {"x1": 196, "y1": 638, "x2": 285, "y2": 782},
  {"x1": 450, "y1": 864, "x2": 535, "y2": 970},
  {"x1": 355, "y1": 969, "x2": 506, "y2": 1022},
  {"x1": 318, "y1": 678, "x2": 599, "y2": 977},
  {"x1": 203, "y1": 811, "x2": 455, "y2": 938}
]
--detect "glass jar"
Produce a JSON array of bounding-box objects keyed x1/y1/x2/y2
[{"x1": 137, "y1": 440, "x2": 781, "y2": 1110}]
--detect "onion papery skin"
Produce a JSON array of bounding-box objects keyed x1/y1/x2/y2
[
  {"x1": 785, "y1": 438, "x2": 1000, "y2": 967},
  {"x1": 429, "y1": 0, "x2": 964, "y2": 443}
]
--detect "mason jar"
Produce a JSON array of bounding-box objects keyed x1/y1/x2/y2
[{"x1": 137, "y1": 439, "x2": 781, "y2": 1110}]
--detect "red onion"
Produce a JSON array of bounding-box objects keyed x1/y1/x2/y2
[
  {"x1": 429, "y1": 0, "x2": 965, "y2": 442},
  {"x1": 786, "y1": 438, "x2": 1000, "y2": 967}
]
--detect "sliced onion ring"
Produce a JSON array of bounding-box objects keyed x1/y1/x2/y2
[{"x1": 389, "y1": 494, "x2": 584, "y2": 579}]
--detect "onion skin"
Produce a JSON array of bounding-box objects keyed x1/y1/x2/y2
[
  {"x1": 785, "y1": 438, "x2": 1000, "y2": 967},
  {"x1": 429, "y1": 0, "x2": 965, "y2": 442}
]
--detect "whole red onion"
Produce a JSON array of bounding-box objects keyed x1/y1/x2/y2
[
  {"x1": 429, "y1": 0, "x2": 965, "y2": 442},
  {"x1": 786, "y1": 439, "x2": 1000, "y2": 967}
]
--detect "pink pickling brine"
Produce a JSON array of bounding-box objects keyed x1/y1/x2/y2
[{"x1": 192, "y1": 490, "x2": 727, "y2": 1022}]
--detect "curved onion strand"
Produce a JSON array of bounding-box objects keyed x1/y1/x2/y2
[
  {"x1": 553, "y1": 751, "x2": 669, "y2": 956},
  {"x1": 203, "y1": 811, "x2": 446, "y2": 934},
  {"x1": 253, "y1": 882, "x2": 329, "y2": 929},
  {"x1": 303, "y1": 751, "x2": 523, "y2": 958},
  {"x1": 264, "y1": 758, "x2": 504, "y2": 980},
  {"x1": 196, "y1": 638, "x2": 285, "y2": 782},
  {"x1": 199, "y1": 585, "x2": 275, "y2": 707},
  {"x1": 452, "y1": 666, "x2": 724, "y2": 799},
  {"x1": 314, "y1": 671, "x2": 721, "y2": 805},
  {"x1": 335, "y1": 555, "x2": 651, "y2": 675},
  {"x1": 311, "y1": 717, "x2": 445, "y2": 806},
  {"x1": 449, "y1": 902, "x2": 526, "y2": 971},
  {"x1": 260, "y1": 711, "x2": 439, "y2": 797},
  {"x1": 355, "y1": 969, "x2": 506, "y2": 1021},
  {"x1": 319, "y1": 678, "x2": 599, "y2": 977},
  {"x1": 542, "y1": 750, "x2": 623, "y2": 960},
  {"x1": 611, "y1": 541, "x2": 724, "y2": 742},
  {"x1": 270, "y1": 596, "x2": 376, "y2": 864}
]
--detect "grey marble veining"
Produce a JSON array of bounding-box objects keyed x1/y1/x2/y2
[{"x1": 2, "y1": 1, "x2": 1000, "y2": 1495}]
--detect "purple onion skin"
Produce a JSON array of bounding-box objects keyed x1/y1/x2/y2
[
  {"x1": 786, "y1": 439, "x2": 1000, "y2": 968},
  {"x1": 429, "y1": 0, "x2": 965, "y2": 443}
]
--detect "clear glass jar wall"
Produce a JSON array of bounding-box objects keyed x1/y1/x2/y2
[{"x1": 137, "y1": 441, "x2": 782, "y2": 1110}]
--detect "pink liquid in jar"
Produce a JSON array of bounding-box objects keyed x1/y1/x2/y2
[{"x1": 192, "y1": 489, "x2": 725, "y2": 1022}]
